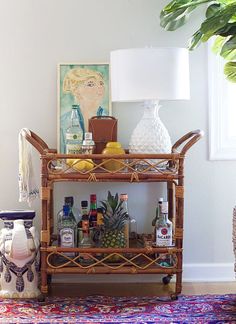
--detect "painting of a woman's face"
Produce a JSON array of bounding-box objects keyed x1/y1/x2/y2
[{"x1": 73, "y1": 77, "x2": 105, "y2": 103}]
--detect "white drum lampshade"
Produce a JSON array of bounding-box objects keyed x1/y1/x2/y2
[{"x1": 110, "y1": 47, "x2": 190, "y2": 154}]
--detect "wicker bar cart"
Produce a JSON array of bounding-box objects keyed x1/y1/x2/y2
[{"x1": 23, "y1": 129, "x2": 203, "y2": 300}]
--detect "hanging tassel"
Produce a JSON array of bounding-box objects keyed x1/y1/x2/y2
[
  {"x1": 16, "y1": 273, "x2": 24, "y2": 292},
  {"x1": 27, "y1": 265, "x2": 34, "y2": 282},
  {"x1": 4, "y1": 265, "x2": 11, "y2": 283},
  {"x1": 0, "y1": 257, "x2": 3, "y2": 273}
]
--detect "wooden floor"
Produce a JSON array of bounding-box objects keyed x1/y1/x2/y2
[{"x1": 49, "y1": 281, "x2": 236, "y2": 297}]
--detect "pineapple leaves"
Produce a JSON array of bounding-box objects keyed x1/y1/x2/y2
[
  {"x1": 160, "y1": 0, "x2": 236, "y2": 82},
  {"x1": 100, "y1": 191, "x2": 128, "y2": 231}
]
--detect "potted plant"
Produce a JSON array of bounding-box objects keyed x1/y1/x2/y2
[{"x1": 160, "y1": 0, "x2": 236, "y2": 82}]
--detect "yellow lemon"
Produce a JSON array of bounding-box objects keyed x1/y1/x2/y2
[{"x1": 67, "y1": 159, "x2": 94, "y2": 171}]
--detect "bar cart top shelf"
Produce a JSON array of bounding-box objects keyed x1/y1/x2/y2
[{"x1": 23, "y1": 129, "x2": 203, "y2": 183}]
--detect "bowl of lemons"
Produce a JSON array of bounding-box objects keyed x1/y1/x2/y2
[{"x1": 67, "y1": 158, "x2": 94, "y2": 172}]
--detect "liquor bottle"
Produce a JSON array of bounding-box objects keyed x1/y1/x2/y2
[
  {"x1": 65, "y1": 196, "x2": 81, "y2": 224},
  {"x1": 96, "y1": 208, "x2": 104, "y2": 227},
  {"x1": 58, "y1": 205, "x2": 77, "y2": 257},
  {"x1": 57, "y1": 197, "x2": 78, "y2": 241},
  {"x1": 155, "y1": 201, "x2": 172, "y2": 246},
  {"x1": 91, "y1": 207, "x2": 104, "y2": 252},
  {"x1": 89, "y1": 194, "x2": 97, "y2": 228},
  {"x1": 77, "y1": 200, "x2": 89, "y2": 246},
  {"x1": 155, "y1": 201, "x2": 173, "y2": 267},
  {"x1": 65, "y1": 105, "x2": 83, "y2": 154},
  {"x1": 79, "y1": 206, "x2": 93, "y2": 264},
  {"x1": 119, "y1": 193, "x2": 138, "y2": 247},
  {"x1": 152, "y1": 197, "x2": 164, "y2": 241}
]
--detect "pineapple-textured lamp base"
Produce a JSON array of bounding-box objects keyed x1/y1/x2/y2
[{"x1": 129, "y1": 100, "x2": 171, "y2": 169}]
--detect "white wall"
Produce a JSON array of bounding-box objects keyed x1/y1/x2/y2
[{"x1": 0, "y1": 0, "x2": 235, "y2": 282}]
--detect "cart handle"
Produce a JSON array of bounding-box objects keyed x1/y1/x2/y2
[
  {"x1": 23, "y1": 130, "x2": 57, "y2": 155},
  {"x1": 172, "y1": 129, "x2": 204, "y2": 155}
]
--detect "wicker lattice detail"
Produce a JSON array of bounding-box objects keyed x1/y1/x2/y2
[
  {"x1": 47, "y1": 157, "x2": 179, "y2": 177},
  {"x1": 175, "y1": 186, "x2": 184, "y2": 198},
  {"x1": 41, "y1": 230, "x2": 49, "y2": 243},
  {"x1": 87, "y1": 173, "x2": 98, "y2": 182},
  {"x1": 46, "y1": 251, "x2": 178, "y2": 271},
  {"x1": 174, "y1": 228, "x2": 184, "y2": 239},
  {"x1": 40, "y1": 187, "x2": 50, "y2": 200},
  {"x1": 130, "y1": 172, "x2": 139, "y2": 182}
]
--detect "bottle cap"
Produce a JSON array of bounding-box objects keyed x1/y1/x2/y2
[
  {"x1": 90, "y1": 194, "x2": 97, "y2": 202},
  {"x1": 84, "y1": 132, "x2": 93, "y2": 140},
  {"x1": 161, "y1": 201, "x2": 168, "y2": 214},
  {"x1": 65, "y1": 196, "x2": 74, "y2": 207},
  {"x1": 81, "y1": 200, "x2": 88, "y2": 208},
  {"x1": 97, "y1": 207, "x2": 103, "y2": 213},
  {"x1": 120, "y1": 193, "x2": 128, "y2": 200},
  {"x1": 63, "y1": 205, "x2": 70, "y2": 214},
  {"x1": 158, "y1": 197, "x2": 164, "y2": 203},
  {"x1": 72, "y1": 104, "x2": 79, "y2": 109}
]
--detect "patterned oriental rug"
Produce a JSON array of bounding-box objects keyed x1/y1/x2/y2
[{"x1": 0, "y1": 294, "x2": 236, "y2": 323}]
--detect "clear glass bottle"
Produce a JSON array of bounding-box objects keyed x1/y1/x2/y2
[
  {"x1": 155, "y1": 201, "x2": 172, "y2": 246},
  {"x1": 58, "y1": 205, "x2": 77, "y2": 257},
  {"x1": 66, "y1": 105, "x2": 83, "y2": 154},
  {"x1": 119, "y1": 193, "x2": 129, "y2": 247},
  {"x1": 152, "y1": 197, "x2": 164, "y2": 241},
  {"x1": 64, "y1": 196, "x2": 81, "y2": 224},
  {"x1": 81, "y1": 132, "x2": 95, "y2": 154},
  {"x1": 155, "y1": 201, "x2": 173, "y2": 267}
]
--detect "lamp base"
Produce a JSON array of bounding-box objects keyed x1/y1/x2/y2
[{"x1": 129, "y1": 100, "x2": 171, "y2": 168}]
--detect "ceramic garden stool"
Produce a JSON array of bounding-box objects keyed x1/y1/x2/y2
[{"x1": 0, "y1": 210, "x2": 41, "y2": 298}]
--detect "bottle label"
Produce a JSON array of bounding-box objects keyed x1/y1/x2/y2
[
  {"x1": 97, "y1": 213, "x2": 104, "y2": 226},
  {"x1": 82, "y1": 220, "x2": 89, "y2": 231},
  {"x1": 66, "y1": 144, "x2": 82, "y2": 154},
  {"x1": 60, "y1": 228, "x2": 74, "y2": 248},
  {"x1": 66, "y1": 133, "x2": 83, "y2": 141},
  {"x1": 156, "y1": 226, "x2": 172, "y2": 246}
]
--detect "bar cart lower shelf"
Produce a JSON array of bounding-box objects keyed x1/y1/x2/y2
[{"x1": 23, "y1": 129, "x2": 203, "y2": 300}]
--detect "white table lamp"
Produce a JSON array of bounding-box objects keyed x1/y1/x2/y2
[{"x1": 110, "y1": 47, "x2": 190, "y2": 154}]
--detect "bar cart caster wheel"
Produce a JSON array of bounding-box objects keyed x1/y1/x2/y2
[
  {"x1": 37, "y1": 294, "x2": 46, "y2": 302},
  {"x1": 162, "y1": 275, "x2": 172, "y2": 285},
  {"x1": 170, "y1": 294, "x2": 178, "y2": 301}
]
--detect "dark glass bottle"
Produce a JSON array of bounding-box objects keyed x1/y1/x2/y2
[{"x1": 89, "y1": 194, "x2": 97, "y2": 228}]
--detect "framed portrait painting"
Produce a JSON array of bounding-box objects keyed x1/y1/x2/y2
[{"x1": 58, "y1": 63, "x2": 110, "y2": 153}]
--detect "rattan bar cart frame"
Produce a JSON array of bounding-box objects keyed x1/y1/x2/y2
[{"x1": 24, "y1": 129, "x2": 203, "y2": 300}]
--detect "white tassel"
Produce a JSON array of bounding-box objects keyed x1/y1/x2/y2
[{"x1": 18, "y1": 128, "x2": 39, "y2": 206}]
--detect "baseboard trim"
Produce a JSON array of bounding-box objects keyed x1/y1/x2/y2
[
  {"x1": 183, "y1": 263, "x2": 235, "y2": 282},
  {"x1": 51, "y1": 263, "x2": 235, "y2": 283}
]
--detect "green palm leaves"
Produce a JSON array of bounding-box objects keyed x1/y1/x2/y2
[{"x1": 160, "y1": 0, "x2": 236, "y2": 82}]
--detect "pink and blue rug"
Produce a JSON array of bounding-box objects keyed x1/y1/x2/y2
[{"x1": 0, "y1": 294, "x2": 236, "y2": 323}]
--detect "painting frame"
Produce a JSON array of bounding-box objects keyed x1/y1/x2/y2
[{"x1": 57, "y1": 62, "x2": 111, "y2": 153}]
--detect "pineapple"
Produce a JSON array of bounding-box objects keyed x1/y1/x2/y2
[{"x1": 101, "y1": 191, "x2": 128, "y2": 254}]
